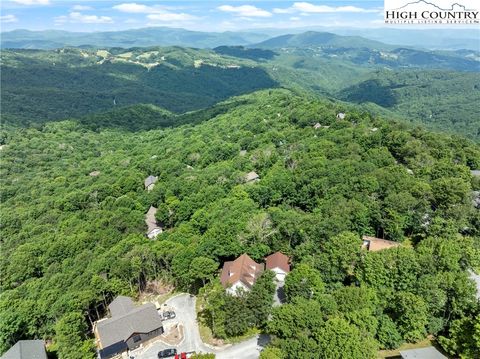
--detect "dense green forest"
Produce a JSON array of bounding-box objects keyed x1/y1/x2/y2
[
  {"x1": 2, "y1": 38, "x2": 479, "y2": 139},
  {"x1": 1, "y1": 47, "x2": 275, "y2": 124},
  {"x1": 1, "y1": 90, "x2": 479, "y2": 358}
]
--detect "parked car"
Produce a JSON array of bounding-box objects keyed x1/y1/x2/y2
[
  {"x1": 162, "y1": 310, "x2": 176, "y2": 319},
  {"x1": 158, "y1": 348, "x2": 177, "y2": 358}
]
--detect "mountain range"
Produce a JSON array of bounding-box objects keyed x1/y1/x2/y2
[{"x1": 1, "y1": 27, "x2": 479, "y2": 51}]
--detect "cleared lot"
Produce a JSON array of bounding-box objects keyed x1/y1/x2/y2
[{"x1": 135, "y1": 294, "x2": 267, "y2": 359}]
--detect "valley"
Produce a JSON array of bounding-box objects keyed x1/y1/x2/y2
[{"x1": 0, "y1": 17, "x2": 479, "y2": 359}]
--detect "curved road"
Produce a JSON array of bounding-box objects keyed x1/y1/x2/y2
[{"x1": 137, "y1": 294, "x2": 267, "y2": 359}]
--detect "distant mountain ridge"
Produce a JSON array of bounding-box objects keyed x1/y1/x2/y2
[
  {"x1": 2, "y1": 27, "x2": 478, "y2": 52},
  {"x1": 252, "y1": 31, "x2": 394, "y2": 50},
  {"x1": 0, "y1": 27, "x2": 270, "y2": 50}
]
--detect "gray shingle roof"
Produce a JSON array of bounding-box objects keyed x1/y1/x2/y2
[
  {"x1": 245, "y1": 171, "x2": 259, "y2": 183},
  {"x1": 400, "y1": 347, "x2": 447, "y2": 359},
  {"x1": 471, "y1": 170, "x2": 480, "y2": 177},
  {"x1": 108, "y1": 296, "x2": 135, "y2": 317},
  {"x1": 1, "y1": 340, "x2": 47, "y2": 359},
  {"x1": 469, "y1": 269, "x2": 480, "y2": 300},
  {"x1": 97, "y1": 302, "x2": 163, "y2": 348},
  {"x1": 144, "y1": 175, "x2": 158, "y2": 188}
]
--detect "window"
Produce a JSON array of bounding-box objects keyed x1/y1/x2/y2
[{"x1": 132, "y1": 335, "x2": 141, "y2": 343}]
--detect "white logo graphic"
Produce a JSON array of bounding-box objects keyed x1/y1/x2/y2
[{"x1": 384, "y1": 0, "x2": 479, "y2": 24}]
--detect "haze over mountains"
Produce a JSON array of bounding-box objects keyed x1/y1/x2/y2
[{"x1": 2, "y1": 26, "x2": 479, "y2": 51}]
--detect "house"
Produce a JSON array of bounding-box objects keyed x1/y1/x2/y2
[
  {"x1": 94, "y1": 296, "x2": 164, "y2": 359},
  {"x1": 144, "y1": 175, "x2": 158, "y2": 191},
  {"x1": 469, "y1": 269, "x2": 480, "y2": 300},
  {"x1": 220, "y1": 254, "x2": 264, "y2": 295},
  {"x1": 471, "y1": 170, "x2": 480, "y2": 177},
  {"x1": 361, "y1": 236, "x2": 401, "y2": 252},
  {"x1": 265, "y1": 252, "x2": 290, "y2": 282},
  {"x1": 245, "y1": 171, "x2": 260, "y2": 183},
  {"x1": 313, "y1": 123, "x2": 322, "y2": 129},
  {"x1": 399, "y1": 346, "x2": 447, "y2": 359},
  {"x1": 336, "y1": 112, "x2": 346, "y2": 120},
  {"x1": 473, "y1": 191, "x2": 480, "y2": 209},
  {"x1": 1, "y1": 340, "x2": 47, "y2": 359},
  {"x1": 145, "y1": 206, "x2": 162, "y2": 239},
  {"x1": 89, "y1": 170, "x2": 100, "y2": 177}
]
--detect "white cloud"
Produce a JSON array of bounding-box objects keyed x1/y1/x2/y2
[
  {"x1": 147, "y1": 12, "x2": 197, "y2": 22},
  {"x1": 0, "y1": 14, "x2": 19, "y2": 23},
  {"x1": 55, "y1": 12, "x2": 113, "y2": 24},
  {"x1": 217, "y1": 5, "x2": 272, "y2": 18},
  {"x1": 112, "y1": 3, "x2": 171, "y2": 14},
  {"x1": 113, "y1": 3, "x2": 197, "y2": 23},
  {"x1": 72, "y1": 5, "x2": 93, "y2": 11},
  {"x1": 11, "y1": 0, "x2": 49, "y2": 5},
  {"x1": 274, "y1": 2, "x2": 378, "y2": 14},
  {"x1": 113, "y1": 3, "x2": 154, "y2": 13}
]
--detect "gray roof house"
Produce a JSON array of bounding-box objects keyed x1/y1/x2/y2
[
  {"x1": 145, "y1": 206, "x2": 162, "y2": 239},
  {"x1": 336, "y1": 112, "x2": 346, "y2": 120},
  {"x1": 471, "y1": 170, "x2": 480, "y2": 177},
  {"x1": 400, "y1": 347, "x2": 447, "y2": 359},
  {"x1": 1, "y1": 340, "x2": 47, "y2": 359},
  {"x1": 144, "y1": 175, "x2": 158, "y2": 191},
  {"x1": 245, "y1": 171, "x2": 260, "y2": 183},
  {"x1": 94, "y1": 296, "x2": 163, "y2": 359}
]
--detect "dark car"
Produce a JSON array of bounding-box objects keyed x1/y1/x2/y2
[
  {"x1": 162, "y1": 311, "x2": 176, "y2": 320},
  {"x1": 158, "y1": 349, "x2": 177, "y2": 358}
]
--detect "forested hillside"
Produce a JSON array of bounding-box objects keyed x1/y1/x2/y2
[
  {"x1": 2, "y1": 39, "x2": 479, "y2": 140},
  {"x1": 338, "y1": 70, "x2": 480, "y2": 139},
  {"x1": 1, "y1": 90, "x2": 479, "y2": 358},
  {"x1": 0, "y1": 47, "x2": 275, "y2": 124}
]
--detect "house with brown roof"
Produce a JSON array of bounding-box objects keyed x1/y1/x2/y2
[
  {"x1": 265, "y1": 252, "x2": 290, "y2": 282},
  {"x1": 362, "y1": 236, "x2": 401, "y2": 252},
  {"x1": 220, "y1": 254, "x2": 264, "y2": 295},
  {"x1": 94, "y1": 296, "x2": 164, "y2": 359}
]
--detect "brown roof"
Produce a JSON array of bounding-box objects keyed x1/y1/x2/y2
[
  {"x1": 265, "y1": 252, "x2": 290, "y2": 273},
  {"x1": 220, "y1": 254, "x2": 264, "y2": 289},
  {"x1": 362, "y1": 236, "x2": 401, "y2": 252}
]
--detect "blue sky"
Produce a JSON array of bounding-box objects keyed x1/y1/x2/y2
[{"x1": 0, "y1": 1, "x2": 389, "y2": 32}]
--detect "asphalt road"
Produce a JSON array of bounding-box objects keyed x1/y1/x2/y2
[{"x1": 136, "y1": 294, "x2": 267, "y2": 359}]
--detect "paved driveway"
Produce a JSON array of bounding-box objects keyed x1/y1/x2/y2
[{"x1": 135, "y1": 294, "x2": 267, "y2": 359}]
